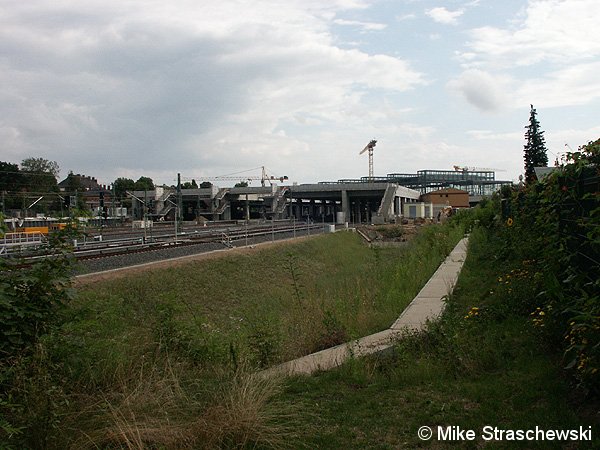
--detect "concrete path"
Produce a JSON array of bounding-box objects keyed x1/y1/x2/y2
[{"x1": 262, "y1": 236, "x2": 469, "y2": 377}]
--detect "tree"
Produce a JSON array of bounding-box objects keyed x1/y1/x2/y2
[
  {"x1": 234, "y1": 181, "x2": 249, "y2": 188},
  {"x1": 134, "y1": 176, "x2": 154, "y2": 191},
  {"x1": 20, "y1": 158, "x2": 60, "y2": 178},
  {"x1": 181, "y1": 179, "x2": 198, "y2": 189},
  {"x1": 112, "y1": 177, "x2": 135, "y2": 198},
  {"x1": 0, "y1": 162, "x2": 23, "y2": 191},
  {"x1": 0, "y1": 162, "x2": 25, "y2": 210},
  {"x1": 523, "y1": 104, "x2": 548, "y2": 184},
  {"x1": 20, "y1": 157, "x2": 59, "y2": 195}
]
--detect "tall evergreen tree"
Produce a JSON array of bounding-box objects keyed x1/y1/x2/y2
[{"x1": 523, "y1": 104, "x2": 548, "y2": 183}]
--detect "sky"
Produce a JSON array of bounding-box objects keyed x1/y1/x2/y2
[{"x1": 1, "y1": 0, "x2": 599, "y2": 187}]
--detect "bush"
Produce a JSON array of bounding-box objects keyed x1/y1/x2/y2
[
  {"x1": 0, "y1": 243, "x2": 74, "y2": 447},
  {"x1": 0, "y1": 256, "x2": 73, "y2": 358},
  {"x1": 485, "y1": 139, "x2": 599, "y2": 392}
]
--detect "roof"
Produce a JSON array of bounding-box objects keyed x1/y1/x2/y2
[
  {"x1": 423, "y1": 188, "x2": 469, "y2": 195},
  {"x1": 58, "y1": 173, "x2": 100, "y2": 190}
]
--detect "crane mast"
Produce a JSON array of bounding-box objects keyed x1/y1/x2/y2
[{"x1": 359, "y1": 139, "x2": 377, "y2": 180}]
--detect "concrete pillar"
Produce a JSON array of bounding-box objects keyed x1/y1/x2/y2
[
  {"x1": 245, "y1": 194, "x2": 250, "y2": 221},
  {"x1": 271, "y1": 195, "x2": 277, "y2": 218},
  {"x1": 341, "y1": 190, "x2": 349, "y2": 223}
]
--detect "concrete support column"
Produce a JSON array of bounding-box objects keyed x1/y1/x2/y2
[
  {"x1": 341, "y1": 190, "x2": 349, "y2": 223},
  {"x1": 271, "y1": 196, "x2": 277, "y2": 219}
]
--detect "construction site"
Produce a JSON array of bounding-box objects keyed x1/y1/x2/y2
[
  {"x1": 129, "y1": 166, "x2": 511, "y2": 225},
  {"x1": 2, "y1": 138, "x2": 513, "y2": 227}
]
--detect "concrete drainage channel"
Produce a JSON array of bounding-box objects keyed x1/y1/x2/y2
[{"x1": 261, "y1": 236, "x2": 469, "y2": 377}]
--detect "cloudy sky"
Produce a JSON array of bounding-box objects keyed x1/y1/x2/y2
[{"x1": 1, "y1": 0, "x2": 599, "y2": 187}]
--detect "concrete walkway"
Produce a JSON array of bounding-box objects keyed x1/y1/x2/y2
[{"x1": 262, "y1": 236, "x2": 469, "y2": 377}]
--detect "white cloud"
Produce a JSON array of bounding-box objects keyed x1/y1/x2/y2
[
  {"x1": 453, "y1": 1, "x2": 600, "y2": 111},
  {"x1": 466, "y1": 130, "x2": 521, "y2": 141},
  {"x1": 464, "y1": 124, "x2": 600, "y2": 178},
  {"x1": 425, "y1": 7, "x2": 464, "y2": 25},
  {"x1": 515, "y1": 62, "x2": 600, "y2": 108},
  {"x1": 333, "y1": 19, "x2": 387, "y2": 31},
  {"x1": 450, "y1": 61, "x2": 600, "y2": 112},
  {"x1": 396, "y1": 13, "x2": 416, "y2": 21},
  {"x1": 460, "y1": 0, "x2": 600, "y2": 67}
]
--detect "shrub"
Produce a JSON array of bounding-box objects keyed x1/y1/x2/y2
[
  {"x1": 489, "y1": 139, "x2": 599, "y2": 392},
  {"x1": 0, "y1": 256, "x2": 73, "y2": 358}
]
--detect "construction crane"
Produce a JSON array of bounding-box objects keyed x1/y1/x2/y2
[
  {"x1": 359, "y1": 139, "x2": 377, "y2": 179},
  {"x1": 453, "y1": 165, "x2": 506, "y2": 172},
  {"x1": 182, "y1": 166, "x2": 289, "y2": 187}
]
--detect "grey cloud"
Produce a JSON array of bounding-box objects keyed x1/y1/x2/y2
[
  {"x1": 447, "y1": 69, "x2": 509, "y2": 112},
  {"x1": 0, "y1": 0, "x2": 424, "y2": 183}
]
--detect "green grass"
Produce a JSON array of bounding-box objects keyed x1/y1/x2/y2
[
  {"x1": 277, "y1": 226, "x2": 598, "y2": 449},
  {"x1": 67, "y1": 225, "x2": 463, "y2": 375},
  {"x1": 2, "y1": 223, "x2": 465, "y2": 448}
]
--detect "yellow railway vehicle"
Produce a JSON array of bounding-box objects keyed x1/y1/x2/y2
[{"x1": 16, "y1": 226, "x2": 50, "y2": 235}]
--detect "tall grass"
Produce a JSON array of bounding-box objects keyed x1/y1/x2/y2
[
  {"x1": 277, "y1": 224, "x2": 592, "y2": 449},
  {"x1": 65, "y1": 359, "x2": 299, "y2": 449},
  {"x1": 70, "y1": 223, "x2": 463, "y2": 369},
  {"x1": 3, "y1": 222, "x2": 464, "y2": 448}
]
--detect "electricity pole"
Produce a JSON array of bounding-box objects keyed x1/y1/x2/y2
[{"x1": 177, "y1": 173, "x2": 182, "y2": 235}]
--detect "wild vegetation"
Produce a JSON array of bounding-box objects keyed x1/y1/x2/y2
[
  {"x1": 500, "y1": 138, "x2": 599, "y2": 392},
  {"x1": 1, "y1": 138, "x2": 596, "y2": 448},
  {"x1": 277, "y1": 139, "x2": 598, "y2": 447},
  {"x1": 0, "y1": 222, "x2": 463, "y2": 448},
  {"x1": 280, "y1": 222, "x2": 596, "y2": 448}
]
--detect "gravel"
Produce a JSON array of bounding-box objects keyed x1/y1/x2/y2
[{"x1": 75, "y1": 227, "x2": 325, "y2": 274}]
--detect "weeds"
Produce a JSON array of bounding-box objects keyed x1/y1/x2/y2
[
  {"x1": 3, "y1": 223, "x2": 465, "y2": 447},
  {"x1": 278, "y1": 218, "x2": 593, "y2": 449},
  {"x1": 68, "y1": 360, "x2": 300, "y2": 449},
  {"x1": 286, "y1": 251, "x2": 304, "y2": 307},
  {"x1": 314, "y1": 309, "x2": 349, "y2": 352}
]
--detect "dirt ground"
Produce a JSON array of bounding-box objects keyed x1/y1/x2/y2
[{"x1": 356, "y1": 220, "x2": 431, "y2": 244}]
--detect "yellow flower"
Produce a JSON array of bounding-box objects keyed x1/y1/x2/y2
[{"x1": 507, "y1": 217, "x2": 514, "y2": 227}]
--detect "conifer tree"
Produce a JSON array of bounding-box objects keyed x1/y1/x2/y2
[{"x1": 523, "y1": 104, "x2": 548, "y2": 183}]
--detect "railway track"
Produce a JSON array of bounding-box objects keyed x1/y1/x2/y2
[
  {"x1": 9, "y1": 222, "x2": 330, "y2": 271},
  {"x1": 75, "y1": 223, "x2": 324, "y2": 260}
]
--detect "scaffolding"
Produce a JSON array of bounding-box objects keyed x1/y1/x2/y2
[{"x1": 335, "y1": 169, "x2": 511, "y2": 196}]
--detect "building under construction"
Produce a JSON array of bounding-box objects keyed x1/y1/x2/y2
[
  {"x1": 337, "y1": 168, "x2": 512, "y2": 198},
  {"x1": 128, "y1": 167, "x2": 511, "y2": 224}
]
